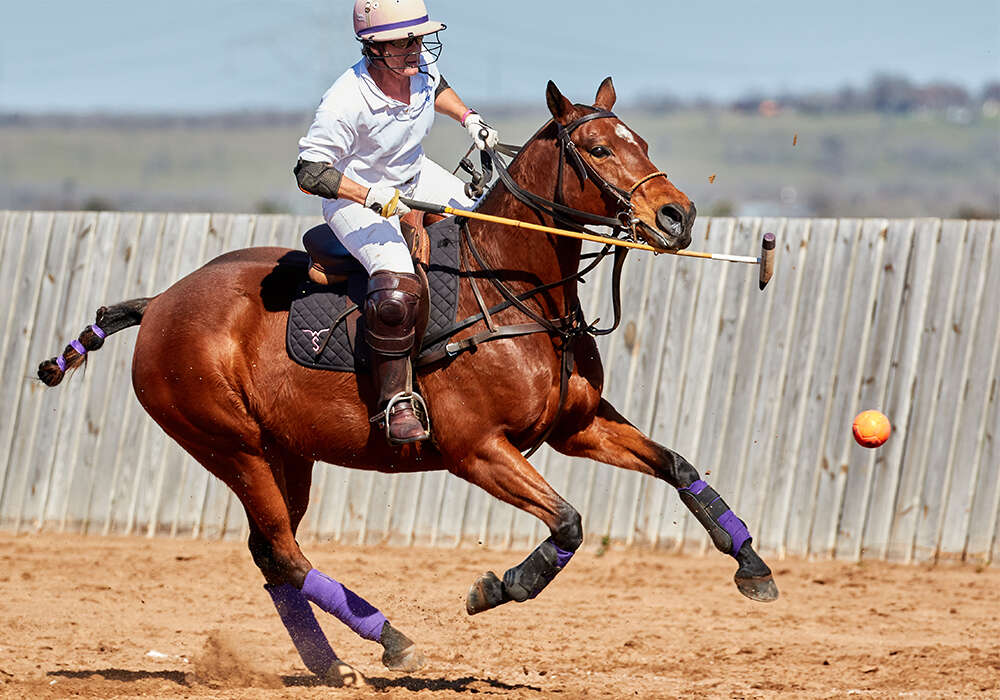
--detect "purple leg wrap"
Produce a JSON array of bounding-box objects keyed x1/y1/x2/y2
[
  {"x1": 718, "y1": 510, "x2": 751, "y2": 556},
  {"x1": 301, "y1": 569, "x2": 387, "y2": 643},
  {"x1": 266, "y1": 583, "x2": 337, "y2": 677},
  {"x1": 547, "y1": 537, "x2": 575, "y2": 570},
  {"x1": 678, "y1": 479, "x2": 751, "y2": 556}
]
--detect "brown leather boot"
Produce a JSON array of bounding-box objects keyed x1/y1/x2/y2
[{"x1": 364, "y1": 271, "x2": 429, "y2": 444}]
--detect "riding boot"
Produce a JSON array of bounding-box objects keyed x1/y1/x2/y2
[{"x1": 364, "y1": 271, "x2": 429, "y2": 444}]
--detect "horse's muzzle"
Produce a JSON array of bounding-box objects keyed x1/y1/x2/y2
[{"x1": 650, "y1": 202, "x2": 695, "y2": 250}]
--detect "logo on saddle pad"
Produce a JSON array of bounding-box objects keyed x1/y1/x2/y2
[{"x1": 301, "y1": 328, "x2": 331, "y2": 353}]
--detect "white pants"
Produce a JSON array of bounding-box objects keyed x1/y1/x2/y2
[{"x1": 321, "y1": 155, "x2": 473, "y2": 275}]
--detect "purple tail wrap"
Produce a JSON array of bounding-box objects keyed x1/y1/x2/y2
[
  {"x1": 301, "y1": 569, "x2": 387, "y2": 643},
  {"x1": 266, "y1": 583, "x2": 337, "y2": 677}
]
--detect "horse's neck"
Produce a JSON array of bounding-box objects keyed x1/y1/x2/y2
[{"x1": 469, "y1": 148, "x2": 583, "y2": 318}]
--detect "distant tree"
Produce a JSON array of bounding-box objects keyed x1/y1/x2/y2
[
  {"x1": 82, "y1": 196, "x2": 116, "y2": 211},
  {"x1": 980, "y1": 81, "x2": 1000, "y2": 102},
  {"x1": 706, "y1": 200, "x2": 735, "y2": 217},
  {"x1": 867, "y1": 74, "x2": 919, "y2": 113},
  {"x1": 254, "y1": 199, "x2": 290, "y2": 215}
]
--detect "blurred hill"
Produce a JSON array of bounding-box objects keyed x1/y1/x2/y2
[{"x1": 2, "y1": 75, "x2": 998, "y2": 219}]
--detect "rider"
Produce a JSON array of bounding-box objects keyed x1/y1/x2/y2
[{"x1": 294, "y1": 0, "x2": 499, "y2": 445}]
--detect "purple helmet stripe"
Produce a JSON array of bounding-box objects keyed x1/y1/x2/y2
[
  {"x1": 359, "y1": 14, "x2": 430, "y2": 36},
  {"x1": 91, "y1": 324, "x2": 107, "y2": 339},
  {"x1": 70, "y1": 339, "x2": 87, "y2": 355}
]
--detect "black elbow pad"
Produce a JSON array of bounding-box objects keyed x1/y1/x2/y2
[
  {"x1": 435, "y1": 75, "x2": 450, "y2": 98},
  {"x1": 294, "y1": 160, "x2": 344, "y2": 199}
]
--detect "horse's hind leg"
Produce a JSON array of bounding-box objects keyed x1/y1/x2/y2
[
  {"x1": 246, "y1": 452, "x2": 359, "y2": 685},
  {"x1": 549, "y1": 398, "x2": 778, "y2": 602},
  {"x1": 178, "y1": 437, "x2": 425, "y2": 677},
  {"x1": 452, "y1": 435, "x2": 583, "y2": 615},
  {"x1": 256, "y1": 450, "x2": 424, "y2": 675}
]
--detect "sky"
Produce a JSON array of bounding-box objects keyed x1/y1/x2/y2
[{"x1": 2, "y1": 0, "x2": 998, "y2": 112}]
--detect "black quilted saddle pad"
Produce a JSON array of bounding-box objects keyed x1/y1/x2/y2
[{"x1": 286, "y1": 217, "x2": 462, "y2": 372}]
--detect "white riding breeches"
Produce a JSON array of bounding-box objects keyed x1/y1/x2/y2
[{"x1": 321, "y1": 155, "x2": 474, "y2": 275}]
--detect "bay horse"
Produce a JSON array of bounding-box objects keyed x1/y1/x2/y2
[{"x1": 38, "y1": 78, "x2": 777, "y2": 685}]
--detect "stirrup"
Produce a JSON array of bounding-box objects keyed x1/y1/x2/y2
[{"x1": 370, "y1": 391, "x2": 431, "y2": 444}]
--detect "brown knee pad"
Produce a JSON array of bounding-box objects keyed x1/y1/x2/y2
[{"x1": 364, "y1": 271, "x2": 424, "y2": 356}]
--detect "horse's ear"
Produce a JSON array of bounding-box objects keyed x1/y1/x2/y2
[
  {"x1": 595, "y1": 76, "x2": 616, "y2": 111},
  {"x1": 546, "y1": 81, "x2": 573, "y2": 124}
]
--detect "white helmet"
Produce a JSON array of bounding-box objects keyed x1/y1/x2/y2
[{"x1": 353, "y1": 0, "x2": 446, "y2": 43}]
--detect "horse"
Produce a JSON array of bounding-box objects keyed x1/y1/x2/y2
[{"x1": 38, "y1": 78, "x2": 778, "y2": 685}]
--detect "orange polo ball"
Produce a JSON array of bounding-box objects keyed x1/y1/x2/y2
[{"x1": 853, "y1": 410, "x2": 891, "y2": 448}]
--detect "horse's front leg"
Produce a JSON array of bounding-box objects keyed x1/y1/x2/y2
[
  {"x1": 451, "y1": 434, "x2": 583, "y2": 615},
  {"x1": 549, "y1": 398, "x2": 779, "y2": 602}
]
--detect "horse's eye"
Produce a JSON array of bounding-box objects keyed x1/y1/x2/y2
[{"x1": 588, "y1": 146, "x2": 612, "y2": 158}]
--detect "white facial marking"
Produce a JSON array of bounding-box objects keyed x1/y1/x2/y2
[{"x1": 614, "y1": 124, "x2": 638, "y2": 146}]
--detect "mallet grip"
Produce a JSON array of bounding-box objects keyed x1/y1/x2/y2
[
  {"x1": 401, "y1": 197, "x2": 448, "y2": 215},
  {"x1": 759, "y1": 233, "x2": 776, "y2": 290}
]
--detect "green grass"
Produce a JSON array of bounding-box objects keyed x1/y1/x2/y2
[{"x1": 2, "y1": 110, "x2": 997, "y2": 218}]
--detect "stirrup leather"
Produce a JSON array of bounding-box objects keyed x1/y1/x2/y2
[{"x1": 370, "y1": 391, "x2": 432, "y2": 444}]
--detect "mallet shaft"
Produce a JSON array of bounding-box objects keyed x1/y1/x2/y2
[{"x1": 401, "y1": 197, "x2": 768, "y2": 271}]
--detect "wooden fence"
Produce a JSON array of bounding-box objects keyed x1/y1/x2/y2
[{"x1": 0, "y1": 211, "x2": 997, "y2": 564}]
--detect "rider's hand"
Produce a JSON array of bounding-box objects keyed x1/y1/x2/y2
[
  {"x1": 364, "y1": 186, "x2": 411, "y2": 218},
  {"x1": 464, "y1": 113, "x2": 499, "y2": 150}
]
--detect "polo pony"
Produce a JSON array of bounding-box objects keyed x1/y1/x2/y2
[{"x1": 39, "y1": 78, "x2": 777, "y2": 683}]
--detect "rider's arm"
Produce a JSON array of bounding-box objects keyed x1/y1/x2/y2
[
  {"x1": 294, "y1": 160, "x2": 368, "y2": 204},
  {"x1": 433, "y1": 85, "x2": 472, "y2": 124},
  {"x1": 434, "y1": 85, "x2": 500, "y2": 150},
  {"x1": 294, "y1": 160, "x2": 410, "y2": 217}
]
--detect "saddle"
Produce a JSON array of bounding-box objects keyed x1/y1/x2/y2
[
  {"x1": 285, "y1": 212, "x2": 461, "y2": 374},
  {"x1": 304, "y1": 211, "x2": 436, "y2": 287}
]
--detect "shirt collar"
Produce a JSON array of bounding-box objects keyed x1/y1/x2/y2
[{"x1": 355, "y1": 57, "x2": 431, "y2": 113}]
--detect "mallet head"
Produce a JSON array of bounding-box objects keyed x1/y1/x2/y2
[{"x1": 759, "y1": 233, "x2": 776, "y2": 290}]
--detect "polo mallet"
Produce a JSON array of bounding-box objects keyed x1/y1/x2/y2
[{"x1": 401, "y1": 197, "x2": 777, "y2": 290}]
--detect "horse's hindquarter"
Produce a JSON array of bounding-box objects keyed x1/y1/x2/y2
[{"x1": 131, "y1": 247, "x2": 389, "y2": 468}]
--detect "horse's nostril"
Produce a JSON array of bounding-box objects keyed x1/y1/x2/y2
[{"x1": 656, "y1": 204, "x2": 685, "y2": 237}]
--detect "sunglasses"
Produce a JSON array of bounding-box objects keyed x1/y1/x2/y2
[{"x1": 385, "y1": 36, "x2": 422, "y2": 50}]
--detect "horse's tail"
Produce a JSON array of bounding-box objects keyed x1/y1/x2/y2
[{"x1": 37, "y1": 297, "x2": 153, "y2": 387}]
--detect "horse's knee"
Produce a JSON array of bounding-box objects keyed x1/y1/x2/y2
[
  {"x1": 552, "y1": 503, "x2": 582, "y2": 552},
  {"x1": 653, "y1": 447, "x2": 699, "y2": 488},
  {"x1": 248, "y1": 531, "x2": 310, "y2": 587}
]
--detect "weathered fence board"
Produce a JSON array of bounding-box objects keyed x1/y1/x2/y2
[{"x1": 1, "y1": 212, "x2": 997, "y2": 566}]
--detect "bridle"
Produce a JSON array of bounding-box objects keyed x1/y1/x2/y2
[
  {"x1": 418, "y1": 108, "x2": 673, "y2": 456},
  {"x1": 483, "y1": 108, "x2": 670, "y2": 241}
]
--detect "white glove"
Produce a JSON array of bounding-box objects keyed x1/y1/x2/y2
[
  {"x1": 464, "y1": 113, "x2": 499, "y2": 150},
  {"x1": 364, "y1": 186, "x2": 411, "y2": 218}
]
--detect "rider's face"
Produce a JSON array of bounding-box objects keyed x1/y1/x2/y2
[{"x1": 374, "y1": 36, "x2": 423, "y2": 76}]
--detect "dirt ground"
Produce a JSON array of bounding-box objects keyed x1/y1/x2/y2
[{"x1": 0, "y1": 533, "x2": 997, "y2": 699}]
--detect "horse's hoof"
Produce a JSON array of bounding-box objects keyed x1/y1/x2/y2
[
  {"x1": 466, "y1": 571, "x2": 507, "y2": 615},
  {"x1": 381, "y1": 644, "x2": 426, "y2": 673},
  {"x1": 734, "y1": 573, "x2": 780, "y2": 602},
  {"x1": 324, "y1": 660, "x2": 366, "y2": 687}
]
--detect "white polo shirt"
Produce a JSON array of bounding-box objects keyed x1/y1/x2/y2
[{"x1": 298, "y1": 53, "x2": 441, "y2": 190}]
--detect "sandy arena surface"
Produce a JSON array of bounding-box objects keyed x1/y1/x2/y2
[{"x1": 0, "y1": 533, "x2": 997, "y2": 699}]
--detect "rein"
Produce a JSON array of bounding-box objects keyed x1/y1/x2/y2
[{"x1": 417, "y1": 108, "x2": 645, "y2": 456}]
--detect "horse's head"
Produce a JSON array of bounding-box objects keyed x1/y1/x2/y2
[{"x1": 545, "y1": 78, "x2": 695, "y2": 251}]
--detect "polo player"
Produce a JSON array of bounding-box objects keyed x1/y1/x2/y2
[{"x1": 294, "y1": 0, "x2": 499, "y2": 444}]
